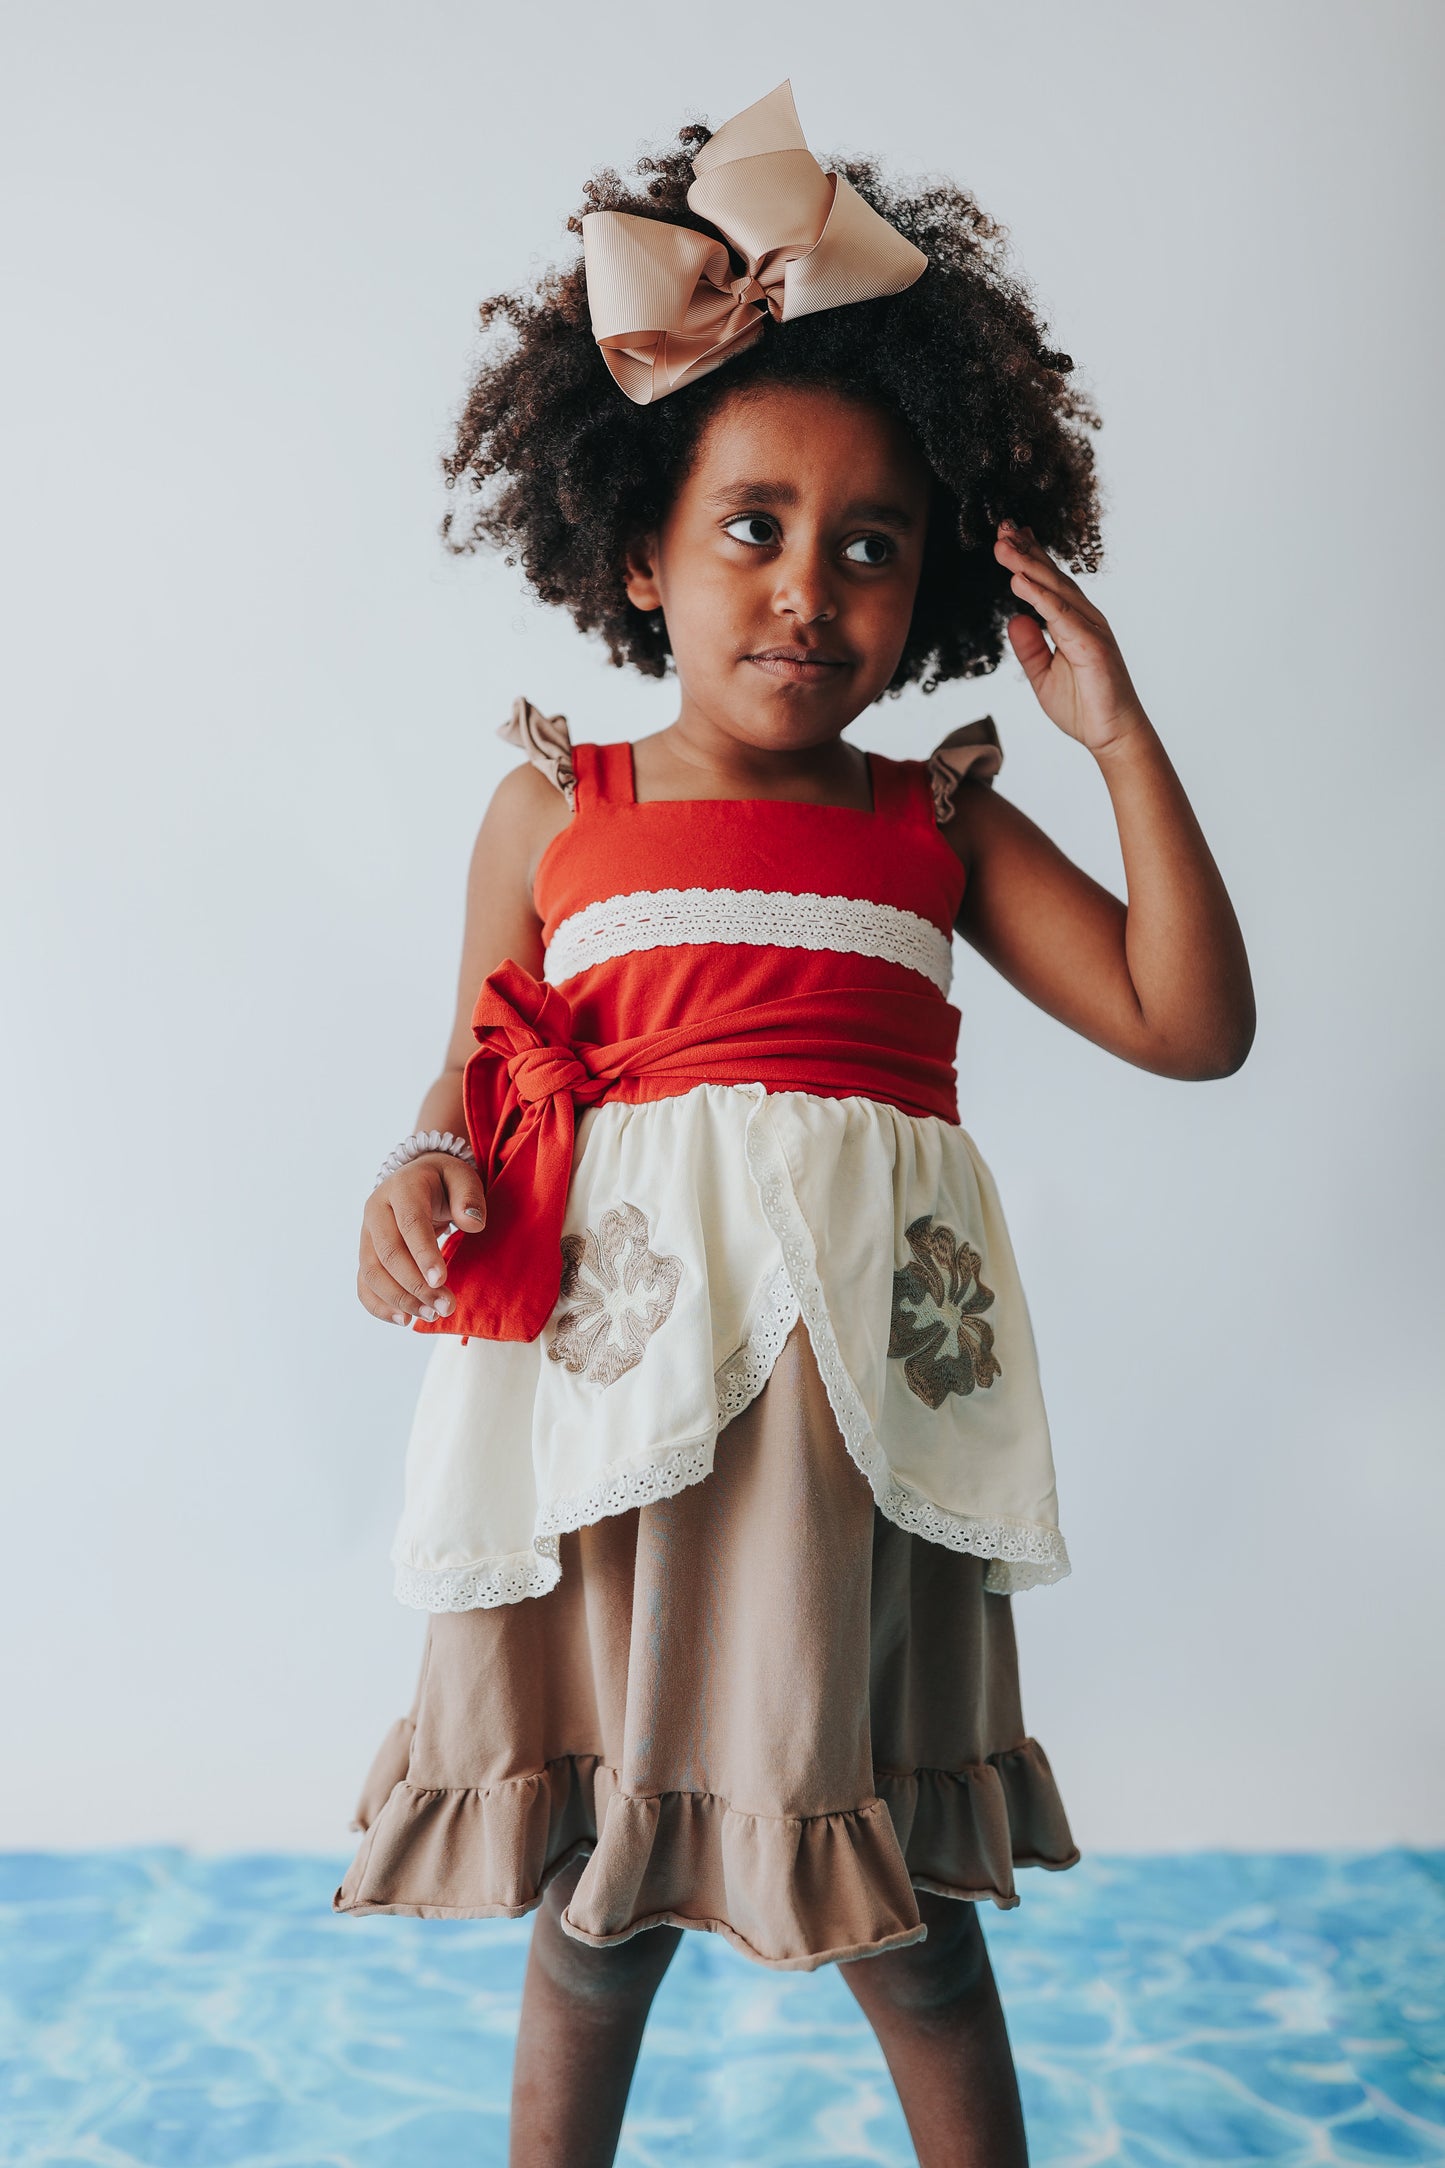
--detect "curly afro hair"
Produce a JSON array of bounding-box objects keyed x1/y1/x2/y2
[{"x1": 442, "y1": 117, "x2": 1104, "y2": 694}]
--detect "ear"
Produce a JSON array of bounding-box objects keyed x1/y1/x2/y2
[{"x1": 623, "y1": 533, "x2": 662, "y2": 613}]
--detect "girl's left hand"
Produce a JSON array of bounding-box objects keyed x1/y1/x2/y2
[{"x1": 994, "y1": 520, "x2": 1146, "y2": 757}]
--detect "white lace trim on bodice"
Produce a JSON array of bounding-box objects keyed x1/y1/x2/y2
[{"x1": 545, "y1": 886, "x2": 955, "y2": 994}]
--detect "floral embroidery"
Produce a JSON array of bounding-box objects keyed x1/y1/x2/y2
[
  {"x1": 889, "y1": 1214, "x2": 1002, "y2": 1408},
  {"x1": 547, "y1": 1201, "x2": 683, "y2": 1388}
]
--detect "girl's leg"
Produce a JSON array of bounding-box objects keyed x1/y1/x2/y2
[
  {"x1": 840, "y1": 1893, "x2": 1029, "y2": 2168},
  {"x1": 509, "y1": 1856, "x2": 682, "y2": 2168}
]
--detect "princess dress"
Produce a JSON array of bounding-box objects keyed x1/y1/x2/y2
[{"x1": 333, "y1": 703, "x2": 1079, "y2": 1969}]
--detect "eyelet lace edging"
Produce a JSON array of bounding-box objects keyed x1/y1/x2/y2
[
  {"x1": 392, "y1": 1537, "x2": 563, "y2": 1613},
  {"x1": 715, "y1": 1260, "x2": 803, "y2": 1425}
]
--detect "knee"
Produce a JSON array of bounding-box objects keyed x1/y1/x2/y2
[
  {"x1": 849, "y1": 1896, "x2": 988, "y2": 2016},
  {"x1": 532, "y1": 1872, "x2": 679, "y2": 2009},
  {"x1": 532, "y1": 1934, "x2": 645, "y2": 2009}
]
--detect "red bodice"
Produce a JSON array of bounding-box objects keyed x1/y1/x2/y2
[
  {"x1": 533, "y1": 738, "x2": 967, "y2": 1073},
  {"x1": 418, "y1": 738, "x2": 970, "y2": 1341}
]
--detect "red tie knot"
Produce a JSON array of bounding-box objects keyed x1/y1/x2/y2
[{"x1": 507, "y1": 1042, "x2": 590, "y2": 1105}]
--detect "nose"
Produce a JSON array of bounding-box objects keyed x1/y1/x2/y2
[{"x1": 771, "y1": 542, "x2": 837, "y2": 627}]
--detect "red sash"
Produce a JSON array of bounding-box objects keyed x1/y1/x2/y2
[{"x1": 412, "y1": 958, "x2": 961, "y2": 1342}]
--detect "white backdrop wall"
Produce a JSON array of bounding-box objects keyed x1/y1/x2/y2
[{"x1": 2, "y1": 0, "x2": 1441, "y2": 1853}]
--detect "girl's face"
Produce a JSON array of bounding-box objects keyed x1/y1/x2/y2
[{"x1": 624, "y1": 382, "x2": 932, "y2": 753}]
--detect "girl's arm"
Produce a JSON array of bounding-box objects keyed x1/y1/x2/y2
[
  {"x1": 942, "y1": 521, "x2": 1256, "y2": 1082},
  {"x1": 355, "y1": 763, "x2": 572, "y2": 1325}
]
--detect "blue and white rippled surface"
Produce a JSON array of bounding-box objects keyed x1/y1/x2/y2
[{"x1": 2, "y1": 1850, "x2": 1442, "y2": 2165}]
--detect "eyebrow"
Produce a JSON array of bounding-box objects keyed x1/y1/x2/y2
[{"x1": 702, "y1": 481, "x2": 918, "y2": 532}]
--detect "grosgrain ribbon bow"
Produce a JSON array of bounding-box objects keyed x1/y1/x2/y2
[{"x1": 581, "y1": 80, "x2": 928, "y2": 405}]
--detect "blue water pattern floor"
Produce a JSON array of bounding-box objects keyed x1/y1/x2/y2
[{"x1": 1, "y1": 1849, "x2": 1442, "y2": 2166}]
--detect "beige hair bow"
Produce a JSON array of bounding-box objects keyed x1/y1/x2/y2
[{"x1": 581, "y1": 81, "x2": 928, "y2": 406}]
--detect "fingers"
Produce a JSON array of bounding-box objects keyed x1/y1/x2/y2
[
  {"x1": 1004, "y1": 608, "x2": 1055, "y2": 698},
  {"x1": 356, "y1": 1228, "x2": 446, "y2": 1326},
  {"x1": 438, "y1": 1156, "x2": 488, "y2": 1235},
  {"x1": 1008, "y1": 565, "x2": 1072, "y2": 639},
  {"x1": 389, "y1": 1189, "x2": 455, "y2": 1304},
  {"x1": 359, "y1": 1181, "x2": 456, "y2": 1323},
  {"x1": 994, "y1": 521, "x2": 1102, "y2": 632},
  {"x1": 356, "y1": 1154, "x2": 486, "y2": 1329}
]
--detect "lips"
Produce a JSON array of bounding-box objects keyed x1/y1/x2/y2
[{"x1": 745, "y1": 647, "x2": 850, "y2": 680}]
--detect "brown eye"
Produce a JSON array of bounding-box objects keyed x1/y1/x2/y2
[
  {"x1": 843, "y1": 534, "x2": 892, "y2": 566},
  {"x1": 723, "y1": 515, "x2": 779, "y2": 546}
]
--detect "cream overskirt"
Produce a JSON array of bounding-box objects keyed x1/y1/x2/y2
[{"x1": 391, "y1": 1082, "x2": 1068, "y2": 1610}]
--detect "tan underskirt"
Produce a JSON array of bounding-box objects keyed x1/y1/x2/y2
[{"x1": 334, "y1": 1318, "x2": 1079, "y2": 1970}]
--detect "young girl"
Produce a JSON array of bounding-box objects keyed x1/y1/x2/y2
[{"x1": 334, "y1": 82, "x2": 1254, "y2": 2168}]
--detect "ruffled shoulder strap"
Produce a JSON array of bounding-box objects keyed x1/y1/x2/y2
[
  {"x1": 927, "y1": 716, "x2": 1003, "y2": 825},
  {"x1": 496, "y1": 696, "x2": 576, "y2": 808}
]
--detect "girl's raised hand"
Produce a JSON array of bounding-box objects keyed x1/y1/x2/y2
[
  {"x1": 995, "y1": 520, "x2": 1146, "y2": 757},
  {"x1": 357, "y1": 1154, "x2": 487, "y2": 1327}
]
